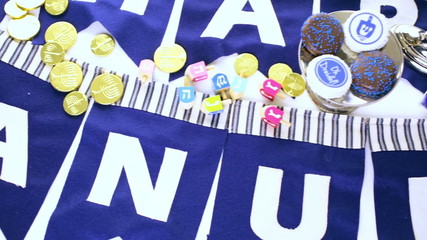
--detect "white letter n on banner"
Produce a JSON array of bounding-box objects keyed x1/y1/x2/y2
[
  {"x1": 250, "y1": 166, "x2": 331, "y2": 239},
  {"x1": 87, "y1": 132, "x2": 187, "y2": 222},
  {"x1": 0, "y1": 103, "x2": 28, "y2": 188}
]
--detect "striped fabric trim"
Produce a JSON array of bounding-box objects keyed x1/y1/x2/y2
[
  {"x1": 0, "y1": 32, "x2": 230, "y2": 130},
  {"x1": 0, "y1": 33, "x2": 51, "y2": 81},
  {"x1": 229, "y1": 100, "x2": 367, "y2": 149},
  {"x1": 1, "y1": 32, "x2": 426, "y2": 151},
  {"x1": 368, "y1": 118, "x2": 427, "y2": 152}
]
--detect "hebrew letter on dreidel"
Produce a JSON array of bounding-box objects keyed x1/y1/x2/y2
[
  {"x1": 260, "y1": 79, "x2": 283, "y2": 101},
  {"x1": 139, "y1": 59, "x2": 156, "y2": 83},
  {"x1": 230, "y1": 76, "x2": 248, "y2": 100},
  {"x1": 187, "y1": 61, "x2": 209, "y2": 82},
  {"x1": 212, "y1": 73, "x2": 230, "y2": 99},
  {"x1": 261, "y1": 106, "x2": 291, "y2": 128},
  {"x1": 178, "y1": 86, "x2": 195, "y2": 109},
  {"x1": 202, "y1": 95, "x2": 224, "y2": 115}
]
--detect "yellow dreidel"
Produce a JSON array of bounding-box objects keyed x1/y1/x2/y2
[
  {"x1": 260, "y1": 105, "x2": 291, "y2": 128},
  {"x1": 138, "y1": 59, "x2": 156, "y2": 84},
  {"x1": 201, "y1": 95, "x2": 232, "y2": 115}
]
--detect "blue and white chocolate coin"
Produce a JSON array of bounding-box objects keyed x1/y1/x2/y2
[
  {"x1": 306, "y1": 55, "x2": 352, "y2": 99},
  {"x1": 343, "y1": 9, "x2": 389, "y2": 52}
]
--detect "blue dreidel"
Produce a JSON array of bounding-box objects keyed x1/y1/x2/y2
[
  {"x1": 185, "y1": 61, "x2": 215, "y2": 83},
  {"x1": 230, "y1": 75, "x2": 248, "y2": 100},
  {"x1": 178, "y1": 86, "x2": 196, "y2": 109},
  {"x1": 212, "y1": 73, "x2": 230, "y2": 100}
]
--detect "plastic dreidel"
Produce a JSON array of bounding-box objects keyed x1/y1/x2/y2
[
  {"x1": 201, "y1": 95, "x2": 232, "y2": 115},
  {"x1": 212, "y1": 73, "x2": 230, "y2": 100},
  {"x1": 260, "y1": 105, "x2": 291, "y2": 128},
  {"x1": 178, "y1": 86, "x2": 196, "y2": 109},
  {"x1": 259, "y1": 79, "x2": 287, "y2": 101},
  {"x1": 138, "y1": 59, "x2": 156, "y2": 83}
]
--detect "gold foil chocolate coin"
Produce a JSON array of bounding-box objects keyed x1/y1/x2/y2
[
  {"x1": 63, "y1": 91, "x2": 88, "y2": 116},
  {"x1": 44, "y1": 0, "x2": 68, "y2": 16},
  {"x1": 15, "y1": 0, "x2": 45, "y2": 10},
  {"x1": 50, "y1": 62, "x2": 83, "y2": 92},
  {"x1": 91, "y1": 34, "x2": 115, "y2": 56},
  {"x1": 4, "y1": 0, "x2": 28, "y2": 19},
  {"x1": 282, "y1": 73, "x2": 306, "y2": 97},
  {"x1": 153, "y1": 43, "x2": 187, "y2": 73},
  {"x1": 268, "y1": 63, "x2": 292, "y2": 84},
  {"x1": 45, "y1": 21, "x2": 77, "y2": 50},
  {"x1": 7, "y1": 15, "x2": 40, "y2": 41},
  {"x1": 41, "y1": 42, "x2": 65, "y2": 65},
  {"x1": 234, "y1": 53, "x2": 258, "y2": 78},
  {"x1": 90, "y1": 73, "x2": 124, "y2": 105}
]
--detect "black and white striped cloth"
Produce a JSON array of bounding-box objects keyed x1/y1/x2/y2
[{"x1": 1, "y1": 31, "x2": 426, "y2": 152}]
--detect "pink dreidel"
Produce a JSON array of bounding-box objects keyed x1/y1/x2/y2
[
  {"x1": 185, "y1": 61, "x2": 214, "y2": 82},
  {"x1": 260, "y1": 79, "x2": 287, "y2": 101},
  {"x1": 261, "y1": 106, "x2": 291, "y2": 128},
  {"x1": 139, "y1": 59, "x2": 156, "y2": 83}
]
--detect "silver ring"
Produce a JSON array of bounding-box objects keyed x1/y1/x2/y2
[{"x1": 391, "y1": 24, "x2": 427, "y2": 75}]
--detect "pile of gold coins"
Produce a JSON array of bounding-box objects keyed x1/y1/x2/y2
[
  {"x1": 5, "y1": 0, "x2": 69, "y2": 41},
  {"x1": 3, "y1": 0, "x2": 306, "y2": 119},
  {"x1": 3, "y1": 0, "x2": 122, "y2": 116},
  {"x1": 41, "y1": 21, "x2": 88, "y2": 116},
  {"x1": 42, "y1": 22, "x2": 122, "y2": 116}
]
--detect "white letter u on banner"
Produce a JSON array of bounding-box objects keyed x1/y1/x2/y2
[{"x1": 250, "y1": 166, "x2": 331, "y2": 240}]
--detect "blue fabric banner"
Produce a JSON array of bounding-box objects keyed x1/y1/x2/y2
[
  {"x1": 44, "y1": 104, "x2": 227, "y2": 239},
  {"x1": 373, "y1": 151, "x2": 427, "y2": 240},
  {"x1": 0, "y1": 62, "x2": 83, "y2": 240},
  {"x1": 31, "y1": 0, "x2": 361, "y2": 79},
  {"x1": 31, "y1": 0, "x2": 427, "y2": 92},
  {"x1": 210, "y1": 133, "x2": 365, "y2": 240}
]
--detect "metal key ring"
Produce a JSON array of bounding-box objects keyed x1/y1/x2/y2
[{"x1": 391, "y1": 24, "x2": 427, "y2": 74}]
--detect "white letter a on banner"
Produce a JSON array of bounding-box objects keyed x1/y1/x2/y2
[
  {"x1": 202, "y1": 0, "x2": 285, "y2": 46},
  {"x1": 250, "y1": 166, "x2": 331, "y2": 239},
  {"x1": 87, "y1": 132, "x2": 187, "y2": 222}
]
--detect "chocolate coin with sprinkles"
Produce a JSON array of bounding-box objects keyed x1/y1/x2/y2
[
  {"x1": 350, "y1": 50, "x2": 398, "y2": 100},
  {"x1": 301, "y1": 13, "x2": 344, "y2": 56}
]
